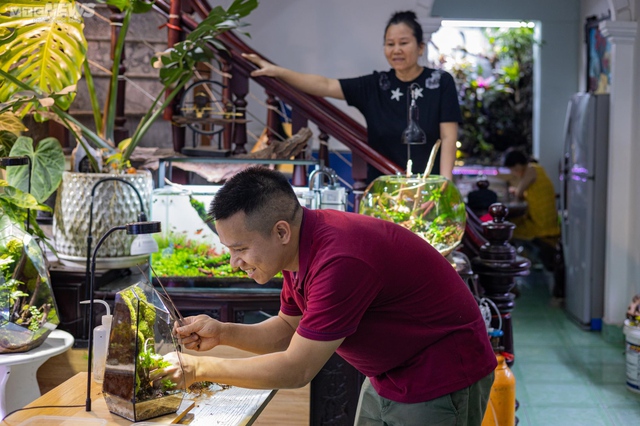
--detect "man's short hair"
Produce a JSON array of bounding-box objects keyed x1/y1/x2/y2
[{"x1": 208, "y1": 166, "x2": 300, "y2": 235}]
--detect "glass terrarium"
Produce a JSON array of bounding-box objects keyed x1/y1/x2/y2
[
  {"x1": 359, "y1": 175, "x2": 467, "y2": 256},
  {"x1": 102, "y1": 281, "x2": 184, "y2": 422},
  {"x1": 0, "y1": 218, "x2": 59, "y2": 353}
]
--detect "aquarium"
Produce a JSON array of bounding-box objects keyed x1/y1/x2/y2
[
  {"x1": 102, "y1": 281, "x2": 183, "y2": 422},
  {"x1": 0, "y1": 217, "x2": 59, "y2": 353},
  {"x1": 151, "y1": 185, "x2": 307, "y2": 282},
  {"x1": 359, "y1": 175, "x2": 467, "y2": 256}
]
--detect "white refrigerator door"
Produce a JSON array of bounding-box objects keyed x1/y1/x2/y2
[
  {"x1": 561, "y1": 92, "x2": 607, "y2": 328},
  {"x1": 564, "y1": 174, "x2": 595, "y2": 326},
  {"x1": 568, "y1": 93, "x2": 596, "y2": 178}
]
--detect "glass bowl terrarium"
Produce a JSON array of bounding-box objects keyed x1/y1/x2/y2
[
  {"x1": 0, "y1": 218, "x2": 59, "y2": 353},
  {"x1": 359, "y1": 175, "x2": 466, "y2": 256},
  {"x1": 103, "y1": 281, "x2": 184, "y2": 421}
]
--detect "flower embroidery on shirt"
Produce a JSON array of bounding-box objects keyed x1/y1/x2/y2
[
  {"x1": 379, "y1": 73, "x2": 391, "y2": 90},
  {"x1": 425, "y1": 70, "x2": 442, "y2": 89},
  {"x1": 390, "y1": 87, "x2": 403, "y2": 101}
]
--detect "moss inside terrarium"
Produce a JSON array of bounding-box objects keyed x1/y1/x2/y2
[{"x1": 104, "y1": 282, "x2": 182, "y2": 421}]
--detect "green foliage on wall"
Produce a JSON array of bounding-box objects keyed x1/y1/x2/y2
[{"x1": 450, "y1": 26, "x2": 537, "y2": 164}]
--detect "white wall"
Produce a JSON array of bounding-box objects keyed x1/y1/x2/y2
[
  {"x1": 586, "y1": 0, "x2": 640, "y2": 329},
  {"x1": 633, "y1": 0, "x2": 640, "y2": 320}
]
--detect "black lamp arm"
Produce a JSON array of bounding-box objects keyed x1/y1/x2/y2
[
  {"x1": 85, "y1": 225, "x2": 126, "y2": 412},
  {"x1": 85, "y1": 178, "x2": 146, "y2": 305},
  {"x1": 90, "y1": 177, "x2": 146, "y2": 218}
]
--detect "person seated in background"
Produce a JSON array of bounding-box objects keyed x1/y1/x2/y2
[
  {"x1": 502, "y1": 149, "x2": 565, "y2": 300},
  {"x1": 502, "y1": 148, "x2": 560, "y2": 242}
]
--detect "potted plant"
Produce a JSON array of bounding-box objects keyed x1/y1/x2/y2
[{"x1": 0, "y1": 0, "x2": 258, "y2": 264}]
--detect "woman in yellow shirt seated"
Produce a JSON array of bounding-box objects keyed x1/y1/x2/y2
[{"x1": 503, "y1": 149, "x2": 560, "y2": 241}]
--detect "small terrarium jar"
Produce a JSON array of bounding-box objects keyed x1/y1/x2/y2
[
  {"x1": 103, "y1": 281, "x2": 183, "y2": 421},
  {"x1": 359, "y1": 175, "x2": 467, "y2": 256},
  {"x1": 0, "y1": 218, "x2": 59, "y2": 353}
]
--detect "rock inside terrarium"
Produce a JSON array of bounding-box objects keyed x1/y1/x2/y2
[
  {"x1": 102, "y1": 281, "x2": 183, "y2": 422},
  {"x1": 0, "y1": 217, "x2": 59, "y2": 353},
  {"x1": 359, "y1": 175, "x2": 466, "y2": 256}
]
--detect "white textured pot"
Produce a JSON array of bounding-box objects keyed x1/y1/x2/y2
[{"x1": 53, "y1": 171, "x2": 154, "y2": 267}]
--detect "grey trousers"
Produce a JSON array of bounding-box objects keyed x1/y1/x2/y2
[{"x1": 354, "y1": 372, "x2": 494, "y2": 426}]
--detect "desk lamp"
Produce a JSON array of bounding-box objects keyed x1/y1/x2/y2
[
  {"x1": 85, "y1": 221, "x2": 161, "y2": 412},
  {"x1": 0, "y1": 156, "x2": 32, "y2": 232},
  {"x1": 84, "y1": 177, "x2": 157, "y2": 309}
]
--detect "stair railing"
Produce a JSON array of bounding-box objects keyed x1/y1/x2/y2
[{"x1": 154, "y1": 0, "x2": 402, "y2": 194}]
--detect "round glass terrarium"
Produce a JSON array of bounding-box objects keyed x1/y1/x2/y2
[
  {"x1": 0, "y1": 217, "x2": 60, "y2": 353},
  {"x1": 359, "y1": 175, "x2": 467, "y2": 256}
]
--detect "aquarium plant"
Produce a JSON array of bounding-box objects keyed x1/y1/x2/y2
[
  {"x1": 152, "y1": 233, "x2": 244, "y2": 279},
  {"x1": 102, "y1": 281, "x2": 182, "y2": 422},
  {"x1": 151, "y1": 233, "x2": 283, "y2": 281},
  {"x1": 359, "y1": 175, "x2": 467, "y2": 256},
  {"x1": 0, "y1": 216, "x2": 59, "y2": 353}
]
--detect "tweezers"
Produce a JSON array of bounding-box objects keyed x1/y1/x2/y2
[{"x1": 137, "y1": 264, "x2": 185, "y2": 326}]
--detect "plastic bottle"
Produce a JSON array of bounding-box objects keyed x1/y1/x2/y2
[{"x1": 80, "y1": 299, "x2": 112, "y2": 383}]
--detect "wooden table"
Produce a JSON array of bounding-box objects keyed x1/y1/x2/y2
[{"x1": 1, "y1": 345, "x2": 279, "y2": 426}]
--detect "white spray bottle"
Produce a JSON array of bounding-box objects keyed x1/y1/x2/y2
[{"x1": 80, "y1": 299, "x2": 112, "y2": 383}]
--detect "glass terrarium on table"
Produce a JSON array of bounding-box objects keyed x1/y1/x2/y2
[
  {"x1": 359, "y1": 175, "x2": 467, "y2": 256},
  {"x1": 102, "y1": 281, "x2": 184, "y2": 422},
  {"x1": 0, "y1": 217, "x2": 59, "y2": 353}
]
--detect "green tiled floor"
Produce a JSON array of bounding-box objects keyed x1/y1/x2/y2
[{"x1": 511, "y1": 271, "x2": 640, "y2": 425}]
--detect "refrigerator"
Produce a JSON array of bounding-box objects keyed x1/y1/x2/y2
[{"x1": 560, "y1": 92, "x2": 609, "y2": 330}]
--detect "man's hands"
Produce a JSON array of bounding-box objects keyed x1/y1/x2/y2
[
  {"x1": 156, "y1": 352, "x2": 198, "y2": 389},
  {"x1": 174, "y1": 314, "x2": 222, "y2": 351},
  {"x1": 242, "y1": 53, "x2": 280, "y2": 78}
]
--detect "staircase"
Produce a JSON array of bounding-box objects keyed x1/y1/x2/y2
[{"x1": 148, "y1": 0, "x2": 402, "y2": 192}]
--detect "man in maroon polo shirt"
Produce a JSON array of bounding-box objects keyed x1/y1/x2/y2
[{"x1": 167, "y1": 166, "x2": 496, "y2": 425}]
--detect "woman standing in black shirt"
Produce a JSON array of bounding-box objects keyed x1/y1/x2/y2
[{"x1": 243, "y1": 10, "x2": 462, "y2": 183}]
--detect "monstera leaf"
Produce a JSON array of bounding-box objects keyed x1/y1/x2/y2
[{"x1": 0, "y1": 0, "x2": 87, "y2": 115}]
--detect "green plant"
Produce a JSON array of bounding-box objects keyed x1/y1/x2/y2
[
  {"x1": 114, "y1": 284, "x2": 177, "y2": 400},
  {"x1": 447, "y1": 25, "x2": 537, "y2": 163},
  {"x1": 0, "y1": 0, "x2": 258, "y2": 173},
  {"x1": 0, "y1": 222, "x2": 59, "y2": 344},
  {"x1": 0, "y1": 134, "x2": 65, "y2": 244},
  {"x1": 360, "y1": 176, "x2": 466, "y2": 255},
  {"x1": 152, "y1": 234, "x2": 246, "y2": 278}
]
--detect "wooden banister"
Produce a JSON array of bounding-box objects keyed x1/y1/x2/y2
[{"x1": 154, "y1": 0, "x2": 402, "y2": 178}]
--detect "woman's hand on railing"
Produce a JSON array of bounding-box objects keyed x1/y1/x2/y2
[{"x1": 242, "y1": 53, "x2": 279, "y2": 78}]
